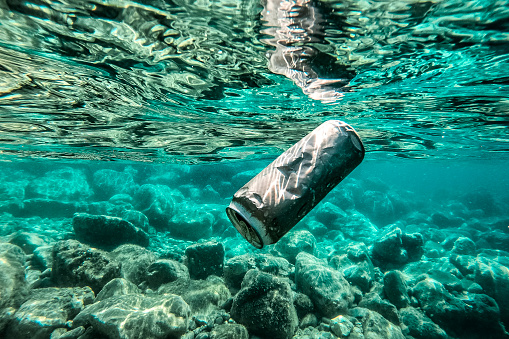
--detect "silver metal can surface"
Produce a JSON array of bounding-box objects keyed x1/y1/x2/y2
[{"x1": 226, "y1": 120, "x2": 365, "y2": 248}]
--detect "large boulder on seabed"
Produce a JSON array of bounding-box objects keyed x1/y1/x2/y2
[
  {"x1": 51, "y1": 240, "x2": 121, "y2": 294},
  {"x1": 72, "y1": 213, "x2": 149, "y2": 249},
  {"x1": 73, "y1": 294, "x2": 190, "y2": 339},
  {"x1": 231, "y1": 270, "x2": 298, "y2": 339},
  {"x1": 295, "y1": 252, "x2": 354, "y2": 318}
]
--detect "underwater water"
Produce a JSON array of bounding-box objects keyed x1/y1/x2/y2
[{"x1": 0, "y1": 0, "x2": 508, "y2": 338}]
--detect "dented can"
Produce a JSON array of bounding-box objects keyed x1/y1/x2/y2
[{"x1": 226, "y1": 120, "x2": 365, "y2": 248}]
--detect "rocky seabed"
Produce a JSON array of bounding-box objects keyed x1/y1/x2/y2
[{"x1": 0, "y1": 165, "x2": 508, "y2": 339}]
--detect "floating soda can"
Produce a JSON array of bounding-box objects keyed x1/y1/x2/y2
[{"x1": 226, "y1": 120, "x2": 365, "y2": 248}]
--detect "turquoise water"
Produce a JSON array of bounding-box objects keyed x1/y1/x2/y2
[{"x1": 1, "y1": 0, "x2": 509, "y2": 338}]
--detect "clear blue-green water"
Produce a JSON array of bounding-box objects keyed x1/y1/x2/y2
[{"x1": 0, "y1": 0, "x2": 509, "y2": 338}]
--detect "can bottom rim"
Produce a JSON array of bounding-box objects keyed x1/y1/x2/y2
[{"x1": 226, "y1": 205, "x2": 264, "y2": 249}]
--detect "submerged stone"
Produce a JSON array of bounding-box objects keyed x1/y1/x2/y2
[
  {"x1": 383, "y1": 270, "x2": 410, "y2": 309},
  {"x1": 145, "y1": 259, "x2": 190, "y2": 289},
  {"x1": 110, "y1": 244, "x2": 156, "y2": 286},
  {"x1": 184, "y1": 241, "x2": 224, "y2": 280},
  {"x1": 73, "y1": 213, "x2": 149, "y2": 249},
  {"x1": 349, "y1": 307, "x2": 405, "y2": 339},
  {"x1": 210, "y1": 323, "x2": 248, "y2": 339},
  {"x1": 412, "y1": 278, "x2": 468, "y2": 335},
  {"x1": 223, "y1": 253, "x2": 291, "y2": 290},
  {"x1": 0, "y1": 243, "x2": 27, "y2": 309},
  {"x1": 158, "y1": 276, "x2": 231, "y2": 315},
  {"x1": 168, "y1": 206, "x2": 215, "y2": 241},
  {"x1": 5, "y1": 287, "x2": 94, "y2": 339},
  {"x1": 15, "y1": 199, "x2": 83, "y2": 218},
  {"x1": 330, "y1": 243, "x2": 376, "y2": 293},
  {"x1": 295, "y1": 252, "x2": 354, "y2": 318},
  {"x1": 73, "y1": 294, "x2": 190, "y2": 339},
  {"x1": 451, "y1": 236, "x2": 476, "y2": 255},
  {"x1": 25, "y1": 167, "x2": 92, "y2": 202},
  {"x1": 92, "y1": 168, "x2": 138, "y2": 200},
  {"x1": 330, "y1": 315, "x2": 354, "y2": 338},
  {"x1": 52, "y1": 240, "x2": 121, "y2": 293},
  {"x1": 273, "y1": 230, "x2": 316, "y2": 264},
  {"x1": 359, "y1": 292, "x2": 399, "y2": 325},
  {"x1": 371, "y1": 228, "x2": 423, "y2": 269},
  {"x1": 134, "y1": 184, "x2": 176, "y2": 231},
  {"x1": 8, "y1": 232, "x2": 45, "y2": 254},
  {"x1": 474, "y1": 255, "x2": 509, "y2": 325},
  {"x1": 399, "y1": 307, "x2": 447, "y2": 339},
  {"x1": 231, "y1": 270, "x2": 298, "y2": 339},
  {"x1": 95, "y1": 278, "x2": 141, "y2": 302}
]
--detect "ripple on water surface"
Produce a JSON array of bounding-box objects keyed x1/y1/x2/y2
[{"x1": 0, "y1": 0, "x2": 507, "y2": 162}]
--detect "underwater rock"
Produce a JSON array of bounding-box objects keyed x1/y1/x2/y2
[
  {"x1": 293, "y1": 327, "x2": 339, "y2": 339},
  {"x1": 145, "y1": 259, "x2": 190, "y2": 289},
  {"x1": 168, "y1": 206, "x2": 215, "y2": 241},
  {"x1": 358, "y1": 292, "x2": 399, "y2": 325},
  {"x1": 357, "y1": 190, "x2": 396, "y2": 227},
  {"x1": 158, "y1": 276, "x2": 231, "y2": 315},
  {"x1": 0, "y1": 307, "x2": 16, "y2": 336},
  {"x1": 0, "y1": 178, "x2": 26, "y2": 204},
  {"x1": 426, "y1": 269, "x2": 463, "y2": 293},
  {"x1": 14, "y1": 199, "x2": 83, "y2": 218},
  {"x1": 383, "y1": 270, "x2": 410, "y2": 309},
  {"x1": 51, "y1": 326, "x2": 86, "y2": 339},
  {"x1": 462, "y1": 190, "x2": 499, "y2": 216},
  {"x1": 210, "y1": 323, "x2": 248, "y2": 339},
  {"x1": 398, "y1": 307, "x2": 447, "y2": 339},
  {"x1": 424, "y1": 240, "x2": 445, "y2": 258},
  {"x1": 95, "y1": 278, "x2": 141, "y2": 302},
  {"x1": 85, "y1": 201, "x2": 123, "y2": 218},
  {"x1": 335, "y1": 211, "x2": 379, "y2": 242},
  {"x1": 412, "y1": 278, "x2": 468, "y2": 335},
  {"x1": 8, "y1": 232, "x2": 45, "y2": 254},
  {"x1": 25, "y1": 167, "x2": 92, "y2": 202},
  {"x1": 332, "y1": 186, "x2": 356, "y2": 211},
  {"x1": 179, "y1": 184, "x2": 222, "y2": 204},
  {"x1": 299, "y1": 313, "x2": 319, "y2": 329},
  {"x1": 431, "y1": 212, "x2": 464, "y2": 229},
  {"x1": 306, "y1": 220, "x2": 328, "y2": 238},
  {"x1": 5, "y1": 287, "x2": 94, "y2": 339},
  {"x1": 348, "y1": 307, "x2": 405, "y2": 339},
  {"x1": 293, "y1": 292, "x2": 315, "y2": 319},
  {"x1": 481, "y1": 230, "x2": 509, "y2": 252},
  {"x1": 463, "y1": 293, "x2": 509, "y2": 338},
  {"x1": 184, "y1": 241, "x2": 224, "y2": 280},
  {"x1": 223, "y1": 253, "x2": 291, "y2": 290},
  {"x1": 314, "y1": 202, "x2": 349, "y2": 228},
  {"x1": 0, "y1": 243, "x2": 27, "y2": 309},
  {"x1": 73, "y1": 294, "x2": 190, "y2": 339},
  {"x1": 52, "y1": 240, "x2": 121, "y2": 293},
  {"x1": 273, "y1": 230, "x2": 316, "y2": 264},
  {"x1": 371, "y1": 228, "x2": 423, "y2": 269},
  {"x1": 134, "y1": 184, "x2": 177, "y2": 231},
  {"x1": 72, "y1": 213, "x2": 149, "y2": 248},
  {"x1": 31, "y1": 246, "x2": 53, "y2": 272},
  {"x1": 110, "y1": 244, "x2": 156, "y2": 285},
  {"x1": 330, "y1": 315, "x2": 355, "y2": 338},
  {"x1": 474, "y1": 255, "x2": 509, "y2": 325},
  {"x1": 108, "y1": 193, "x2": 134, "y2": 208},
  {"x1": 295, "y1": 252, "x2": 354, "y2": 318},
  {"x1": 92, "y1": 168, "x2": 138, "y2": 200},
  {"x1": 451, "y1": 236, "x2": 476, "y2": 255},
  {"x1": 330, "y1": 243, "x2": 376, "y2": 293},
  {"x1": 120, "y1": 209, "x2": 151, "y2": 233},
  {"x1": 231, "y1": 270, "x2": 298, "y2": 339}
]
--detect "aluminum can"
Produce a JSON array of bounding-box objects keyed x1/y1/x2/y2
[{"x1": 226, "y1": 120, "x2": 365, "y2": 248}]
